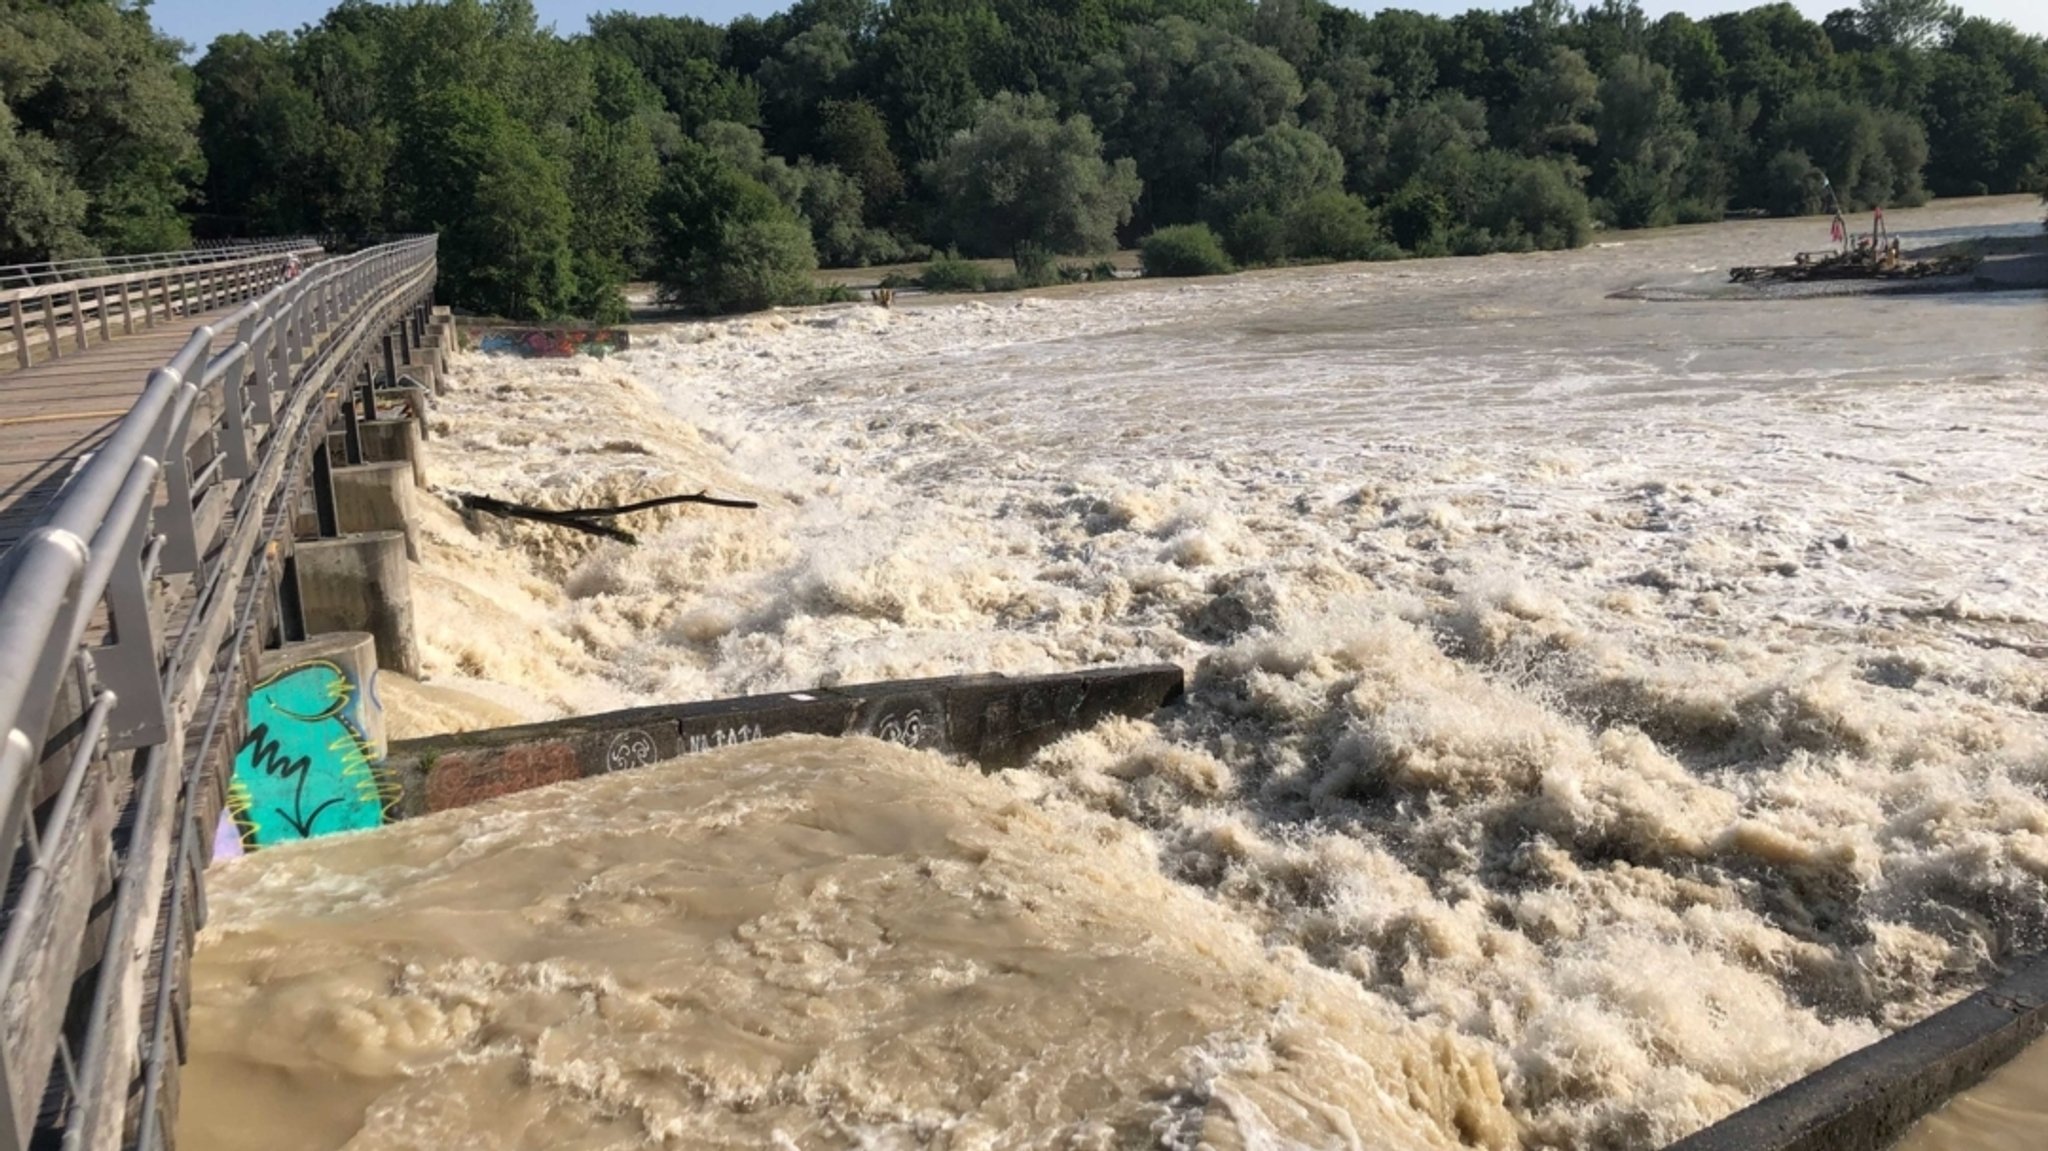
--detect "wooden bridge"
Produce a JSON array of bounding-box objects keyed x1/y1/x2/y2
[{"x1": 0, "y1": 238, "x2": 442, "y2": 1151}]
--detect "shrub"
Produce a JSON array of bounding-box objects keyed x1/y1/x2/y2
[
  {"x1": 1602, "y1": 161, "x2": 1672, "y2": 230},
  {"x1": 1223, "y1": 209, "x2": 1287, "y2": 266},
  {"x1": 1495, "y1": 156, "x2": 1594, "y2": 250},
  {"x1": 1671, "y1": 199, "x2": 1725, "y2": 225},
  {"x1": 1386, "y1": 182, "x2": 1451, "y2": 254},
  {"x1": 1140, "y1": 224, "x2": 1234, "y2": 277},
  {"x1": 1762, "y1": 149, "x2": 1824, "y2": 217},
  {"x1": 918, "y1": 251, "x2": 989, "y2": 292},
  {"x1": 1013, "y1": 243, "x2": 1059, "y2": 287},
  {"x1": 1285, "y1": 191, "x2": 1394, "y2": 262}
]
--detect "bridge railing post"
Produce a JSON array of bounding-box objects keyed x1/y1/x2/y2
[
  {"x1": 6, "y1": 299, "x2": 25, "y2": 370},
  {"x1": 221, "y1": 339, "x2": 255, "y2": 482},
  {"x1": 88, "y1": 466, "x2": 168, "y2": 751},
  {"x1": 156, "y1": 385, "x2": 206, "y2": 577}
]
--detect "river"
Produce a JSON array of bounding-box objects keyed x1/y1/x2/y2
[{"x1": 183, "y1": 196, "x2": 2047, "y2": 1150}]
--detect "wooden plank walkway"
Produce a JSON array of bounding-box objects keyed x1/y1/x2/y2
[{"x1": 0, "y1": 309, "x2": 239, "y2": 552}]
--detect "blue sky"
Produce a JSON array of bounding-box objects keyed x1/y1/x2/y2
[{"x1": 150, "y1": 0, "x2": 2048, "y2": 54}]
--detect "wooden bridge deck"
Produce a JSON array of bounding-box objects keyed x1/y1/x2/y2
[{"x1": 0, "y1": 309, "x2": 238, "y2": 552}]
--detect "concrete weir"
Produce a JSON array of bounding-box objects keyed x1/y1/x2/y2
[
  {"x1": 386, "y1": 665, "x2": 1186, "y2": 818},
  {"x1": 1664, "y1": 953, "x2": 2048, "y2": 1151}
]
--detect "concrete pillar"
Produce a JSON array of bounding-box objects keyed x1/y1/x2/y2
[
  {"x1": 253, "y1": 632, "x2": 386, "y2": 753},
  {"x1": 333, "y1": 461, "x2": 419, "y2": 560},
  {"x1": 220, "y1": 631, "x2": 390, "y2": 858},
  {"x1": 406, "y1": 334, "x2": 448, "y2": 376},
  {"x1": 359, "y1": 417, "x2": 425, "y2": 488},
  {"x1": 374, "y1": 383, "x2": 431, "y2": 436},
  {"x1": 294, "y1": 532, "x2": 419, "y2": 676}
]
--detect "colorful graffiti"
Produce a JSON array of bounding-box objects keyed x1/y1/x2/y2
[
  {"x1": 475, "y1": 328, "x2": 629, "y2": 359},
  {"x1": 227, "y1": 661, "x2": 399, "y2": 850}
]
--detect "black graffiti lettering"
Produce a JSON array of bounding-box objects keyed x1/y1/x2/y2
[
  {"x1": 239, "y1": 722, "x2": 334, "y2": 839},
  {"x1": 239, "y1": 722, "x2": 310, "y2": 781}
]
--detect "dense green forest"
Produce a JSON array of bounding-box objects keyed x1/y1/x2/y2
[{"x1": 3, "y1": 0, "x2": 2046, "y2": 318}]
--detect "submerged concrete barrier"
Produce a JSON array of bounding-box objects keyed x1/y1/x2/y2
[
  {"x1": 1664, "y1": 952, "x2": 2048, "y2": 1151},
  {"x1": 470, "y1": 327, "x2": 629, "y2": 358},
  {"x1": 387, "y1": 664, "x2": 1186, "y2": 817}
]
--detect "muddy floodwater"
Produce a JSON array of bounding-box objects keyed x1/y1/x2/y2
[{"x1": 186, "y1": 197, "x2": 2047, "y2": 1150}]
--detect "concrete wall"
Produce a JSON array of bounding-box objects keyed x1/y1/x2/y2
[
  {"x1": 1664, "y1": 952, "x2": 2048, "y2": 1151},
  {"x1": 387, "y1": 665, "x2": 1185, "y2": 818},
  {"x1": 471, "y1": 328, "x2": 629, "y2": 358}
]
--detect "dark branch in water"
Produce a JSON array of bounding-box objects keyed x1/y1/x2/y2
[{"x1": 453, "y1": 490, "x2": 759, "y2": 544}]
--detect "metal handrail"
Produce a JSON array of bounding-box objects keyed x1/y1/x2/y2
[
  {"x1": 0, "y1": 235, "x2": 438, "y2": 1151},
  {"x1": 0, "y1": 239, "x2": 321, "y2": 291}
]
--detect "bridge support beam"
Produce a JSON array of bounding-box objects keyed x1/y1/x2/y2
[
  {"x1": 374, "y1": 382, "x2": 431, "y2": 437},
  {"x1": 293, "y1": 532, "x2": 420, "y2": 677},
  {"x1": 333, "y1": 462, "x2": 420, "y2": 561},
  {"x1": 358, "y1": 417, "x2": 426, "y2": 489}
]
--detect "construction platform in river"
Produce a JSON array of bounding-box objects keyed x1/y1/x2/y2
[{"x1": 1730, "y1": 206, "x2": 1980, "y2": 285}]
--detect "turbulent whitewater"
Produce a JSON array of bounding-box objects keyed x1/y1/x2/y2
[{"x1": 183, "y1": 198, "x2": 2048, "y2": 1150}]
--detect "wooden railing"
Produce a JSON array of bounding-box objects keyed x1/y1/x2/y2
[{"x1": 0, "y1": 240, "x2": 324, "y2": 371}]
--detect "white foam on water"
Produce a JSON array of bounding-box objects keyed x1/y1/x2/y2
[{"x1": 187, "y1": 197, "x2": 2048, "y2": 1148}]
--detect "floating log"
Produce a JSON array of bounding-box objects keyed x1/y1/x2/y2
[{"x1": 452, "y1": 490, "x2": 759, "y2": 544}]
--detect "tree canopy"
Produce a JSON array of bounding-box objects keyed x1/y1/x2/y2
[{"x1": 4, "y1": 0, "x2": 2048, "y2": 314}]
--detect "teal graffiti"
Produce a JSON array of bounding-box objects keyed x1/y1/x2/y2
[{"x1": 230, "y1": 661, "x2": 397, "y2": 848}]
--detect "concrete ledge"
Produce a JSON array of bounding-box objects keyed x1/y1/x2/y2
[
  {"x1": 388, "y1": 664, "x2": 1185, "y2": 817},
  {"x1": 1664, "y1": 953, "x2": 2048, "y2": 1151}
]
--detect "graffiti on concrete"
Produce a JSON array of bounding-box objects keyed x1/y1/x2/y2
[
  {"x1": 475, "y1": 329, "x2": 629, "y2": 359},
  {"x1": 871, "y1": 706, "x2": 932, "y2": 748},
  {"x1": 228, "y1": 661, "x2": 399, "y2": 849},
  {"x1": 683, "y1": 723, "x2": 765, "y2": 755},
  {"x1": 606, "y1": 729, "x2": 658, "y2": 772}
]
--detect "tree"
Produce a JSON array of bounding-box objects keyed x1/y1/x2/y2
[
  {"x1": 1299, "y1": 55, "x2": 1391, "y2": 194},
  {"x1": 695, "y1": 120, "x2": 899, "y2": 266},
  {"x1": 1, "y1": 0, "x2": 201, "y2": 254},
  {"x1": 873, "y1": 0, "x2": 998, "y2": 167},
  {"x1": 650, "y1": 141, "x2": 818, "y2": 313},
  {"x1": 566, "y1": 108, "x2": 661, "y2": 321},
  {"x1": 925, "y1": 91, "x2": 1141, "y2": 258},
  {"x1": 1506, "y1": 45, "x2": 1601, "y2": 162},
  {"x1": 756, "y1": 22, "x2": 856, "y2": 154},
  {"x1": 1923, "y1": 50, "x2": 2012, "y2": 195},
  {"x1": 1204, "y1": 125, "x2": 1345, "y2": 225},
  {"x1": 401, "y1": 86, "x2": 578, "y2": 319},
  {"x1": 194, "y1": 34, "x2": 325, "y2": 235},
  {"x1": 1593, "y1": 54, "x2": 1694, "y2": 227},
  {"x1": 1084, "y1": 17, "x2": 1301, "y2": 227},
  {"x1": 816, "y1": 98, "x2": 904, "y2": 218},
  {"x1": 1856, "y1": 0, "x2": 1960, "y2": 50},
  {"x1": 1773, "y1": 91, "x2": 1925, "y2": 209},
  {"x1": 587, "y1": 13, "x2": 759, "y2": 133},
  {"x1": 0, "y1": 103, "x2": 91, "y2": 264}
]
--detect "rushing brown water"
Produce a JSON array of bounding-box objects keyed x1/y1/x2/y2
[
  {"x1": 1893, "y1": 1033, "x2": 2048, "y2": 1151},
  {"x1": 187, "y1": 198, "x2": 2048, "y2": 1149},
  {"x1": 180, "y1": 739, "x2": 1515, "y2": 1150}
]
